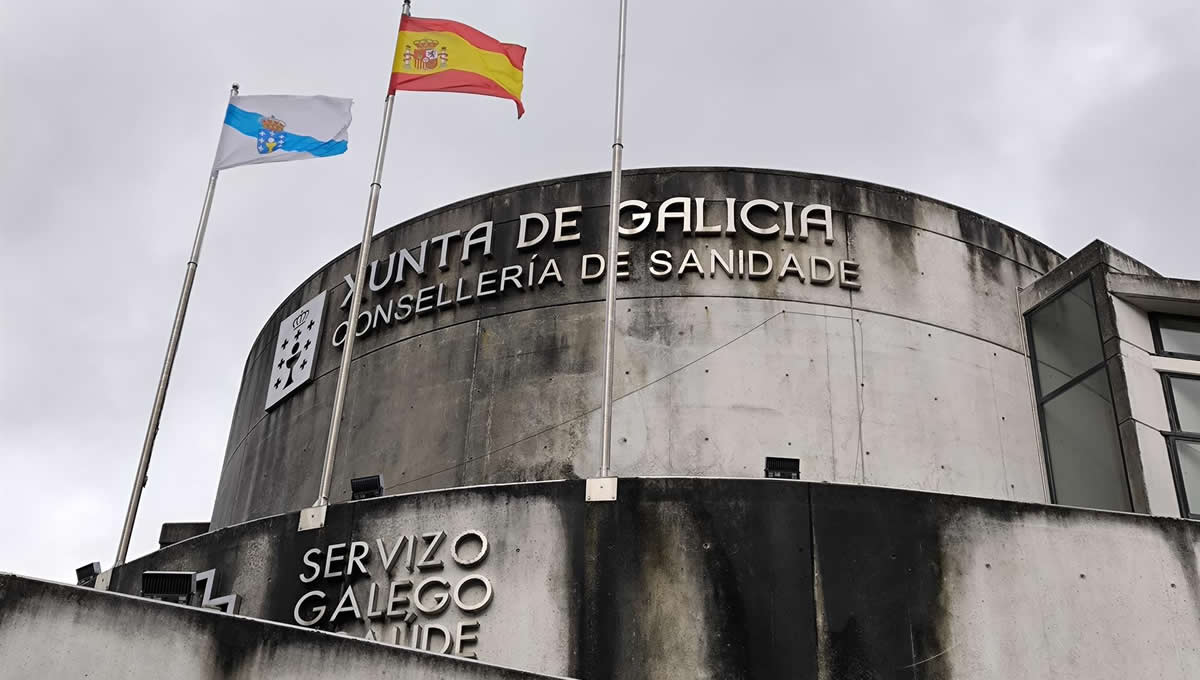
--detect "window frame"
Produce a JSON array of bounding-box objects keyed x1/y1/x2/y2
[
  {"x1": 1026, "y1": 276, "x2": 1133, "y2": 511},
  {"x1": 1163, "y1": 435, "x2": 1200, "y2": 520},
  {"x1": 1028, "y1": 277, "x2": 1106, "y2": 397},
  {"x1": 1150, "y1": 313, "x2": 1200, "y2": 361},
  {"x1": 1161, "y1": 372, "x2": 1200, "y2": 438},
  {"x1": 1159, "y1": 371, "x2": 1200, "y2": 520}
]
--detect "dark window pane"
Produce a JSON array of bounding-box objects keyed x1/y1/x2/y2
[
  {"x1": 1030, "y1": 279, "x2": 1103, "y2": 396},
  {"x1": 1168, "y1": 375, "x2": 1200, "y2": 432},
  {"x1": 1160, "y1": 316, "x2": 1200, "y2": 357},
  {"x1": 1043, "y1": 369, "x2": 1130, "y2": 511},
  {"x1": 1175, "y1": 440, "x2": 1200, "y2": 516}
]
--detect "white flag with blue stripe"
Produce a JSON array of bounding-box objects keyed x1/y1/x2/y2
[{"x1": 213, "y1": 95, "x2": 352, "y2": 172}]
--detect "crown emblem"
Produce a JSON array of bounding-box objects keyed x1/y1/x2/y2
[
  {"x1": 292, "y1": 309, "x2": 310, "y2": 330},
  {"x1": 412, "y1": 38, "x2": 438, "y2": 50},
  {"x1": 260, "y1": 116, "x2": 286, "y2": 133}
]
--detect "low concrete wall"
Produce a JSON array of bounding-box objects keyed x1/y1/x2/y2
[
  {"x1": 112, "y1": 478, "x2": 1200, "y2": 679},
  {"x1": 0, "y1": 574, "x2": 558, "y2": 680}
]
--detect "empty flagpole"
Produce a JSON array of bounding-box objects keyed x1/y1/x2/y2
[
  {"x1": 599, "y1": 0, "x2": 630, "y2": 479},
  {"x1": 113, "y1": 83, "x2": 239, "y2": 567},
  {"x1": 311, "y1": 2, "x2": 407, "y2": 513}
]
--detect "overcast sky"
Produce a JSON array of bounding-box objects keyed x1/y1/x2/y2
[{"x1": 2, "y1": 1, "x2": 1197, "y2": 582}]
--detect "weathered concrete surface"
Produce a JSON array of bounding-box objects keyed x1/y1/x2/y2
[
  {"x1": 213, "y1": 168, "x2": 1063, "y2": 528},
  {"x1": 1019, "y1": 240, "x2": 1160, "y2": 314},
  {"x1": 1109, "y1": 293, "x2": 1181, "y2": 516},
  {"x1": 1109, "y1": 271, "x2": 1200, "y2": 314},
  {"x1": 115, "y1": 478, "x2": 1200, "y2": 679},
  {"x1": 159, "y1": 521, "x2": 210, "y2": 549},
  {"x1": 0, "y1": 573, "x2": 560, "y2": 680},
  {"x1": 936, "y1": 505, "x2": 1200, "y2": 678}
]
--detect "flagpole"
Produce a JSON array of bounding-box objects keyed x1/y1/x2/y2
[
  {"x1": 598, "y1": 0, "x2": 629, "y2": 479},
  {"x1": 307, "y1": 3, "x2": 406, "y2": 522},
  {"x1": 113, "y1": 83, "x2": 239, "y2": 567}
]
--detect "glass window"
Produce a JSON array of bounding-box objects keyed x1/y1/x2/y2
[
  {"x1": 1041, "y1": 370, "x2": 1132, "y2": 512},
  {"x1": 1173, "y1": 439, "x2": 1200, "y2": 518},
  {"x1": 1167, "y1": 375, "x2": 1200, "y2": 433},
  {"x1": 1156, "y1": 315, "x2": 1200, "y2": 358},
  {"x1": 1029, "y1": 279, "x2": 1104, "y2": 395},
  {"x1": 1163, "y1": 374, "x2": 1200, "y2": 520},
  {"x1": 1026, "y1": 277, "x2": 1132, "y2": 512}
]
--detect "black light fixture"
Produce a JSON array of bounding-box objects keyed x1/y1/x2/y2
[
  {"x1": 141, "y1": 571, "x2": 196, "y2": 605},
  {"x1": 351, "y1": 474, "x2": 384, "y2": 501},
  {"x1": 764, "y1": 457, "x2": 800, "y2": 480},
  {"x1": 76, "y1": 562, "x2": 101, "y2": 587}
]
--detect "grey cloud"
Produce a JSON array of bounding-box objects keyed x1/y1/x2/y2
[{"x1": 1, "y1": 0, "x2": 1197, "y2": 581}]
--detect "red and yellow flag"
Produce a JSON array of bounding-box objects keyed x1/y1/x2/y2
[{"x1": 390, "y1": 16, "x2": 527, "y2": 118}]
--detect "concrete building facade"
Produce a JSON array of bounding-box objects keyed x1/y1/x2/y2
[
  {"x1": 7, "y1": 167, "x2": 1200, "y2": 679},
  {"x1": 213, "y1": 167, "x2": 1066, "y2": 528}
]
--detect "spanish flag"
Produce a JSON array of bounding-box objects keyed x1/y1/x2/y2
[{"x1": 390, "y1": 16, "x2": 527, "y2": 118}]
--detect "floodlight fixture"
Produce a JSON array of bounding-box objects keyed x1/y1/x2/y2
[
  {"x1": 764, "y1": 457, "x2": 800, "y2": 480},
  {"x1": 141, "y1": 571, "x2": 196, "y2": 605},
  {"x1": 76, "y1": 562, "x2": 102, "y2": 587},
  {"x1": 351, "y1": 474, "x2": 384, "y2": 501}
]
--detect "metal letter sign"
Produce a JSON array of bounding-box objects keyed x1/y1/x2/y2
[{"x1": 265, "y1": 291, "x2": 327, "y2": 410}]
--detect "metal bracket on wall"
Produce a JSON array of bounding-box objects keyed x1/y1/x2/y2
[
  {"x1": 298, "y1": 504, "x2": 327, "y2": 531},
  {"x1": 586, "y1": 477, "x2": 618, "y2": 502}
]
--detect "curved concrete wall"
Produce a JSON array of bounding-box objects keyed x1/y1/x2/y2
[
  {"x1": 0, "y1": 575, "x2": 554, "y2": 680},
  {"x1": 115, "y1": 478, "x2": 1200, "y2": 679},
  {"x1": 213, "y1": 168, "x2": 1063, "y2": 528}
]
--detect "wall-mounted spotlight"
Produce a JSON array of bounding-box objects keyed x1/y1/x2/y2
[
  {"x1": 351, "y1": 474, "x2": 384, "y2": 501},
  {"x1": 141, "y1": 571, "x2": 196, "y2": 605},
  {"x1": 76, "y1": 562, "x2": 101, "y2": 587},
  {"x1": 764, "y1": 457, "x2": 800, "y2": 480}
]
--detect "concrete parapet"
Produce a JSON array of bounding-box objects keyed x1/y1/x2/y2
[
  {"x1": 112, "y1": 478, "x2": 1200, "y2": 679},
  {"x1": 0, "y1": 573, "x2": 561, "y2": 680}
]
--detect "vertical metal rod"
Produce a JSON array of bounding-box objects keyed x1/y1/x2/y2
[
  {"x1": 113, "y1": 86, "x2": 237, "y2": 566},
  {"x1": 599, "y1": 0, "x2": 630, "y2": 478},
  {"x1": 314, "y1": 93, "x2": 397, "y2": 507}
]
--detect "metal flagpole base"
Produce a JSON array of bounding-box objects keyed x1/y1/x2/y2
[
  {"x1": 585, "y1": 477, "x2": 618, "y2": 502},
  {"x1": 298, "y1": 504, "x2": 327, "y2": 531}
]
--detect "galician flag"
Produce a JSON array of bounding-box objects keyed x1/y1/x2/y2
[
  {"x1": 390, "y1": 16, "x2": 526, "y2": 118},
  {"x1": 213, "y1": 95, "x2": 353, "y2": 172}
]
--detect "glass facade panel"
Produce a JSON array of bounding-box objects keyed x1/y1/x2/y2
[
  {"x1": 1168, "y1": 375, "x2": 1200, "y2": 433},
  {"x1": 1175, "y1": 440, "x2": 1200, "y2": 517},
  {"x1": 1042, "y1": 370, "x2": 1131, "y2": 512},
  {"x1": 1157, "y1": 316, "x2": 1200, "y2": 358},
  {"x1": 1029, "y1": 279, "x2": 1104, "y2": 396}
]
